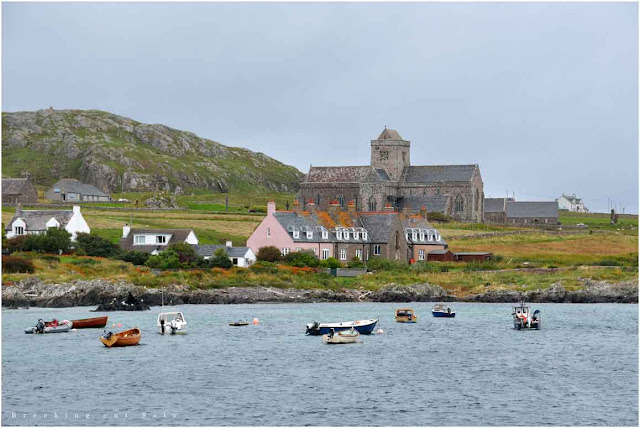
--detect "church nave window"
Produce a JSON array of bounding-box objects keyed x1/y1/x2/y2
[{"x1": 455, "y1": 195, "x2": 464, "y2": 213}]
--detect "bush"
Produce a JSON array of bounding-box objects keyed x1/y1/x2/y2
[
  {"x1": 257, "y1": 246, "x2": 282, "y2": 263},
  {"x1": 70, "y1": 258, "x2": 101, "y2": 266},
  {"x1": 76, "y1": 233, "x2": 121, "y2": 258},
  {"x1": 168, "y1": 242, "x2": 199, "y2": 266},
  {"x1": 121, "y1": 250, "x2": 151, "y2": 266},
  {"x1": 463, "y1": 261, "x2": 498, "y2": 272},
  {"x1": 366, "y1": 258, "x2": 408, "y2": 271},
  {"x1": 427, "y1": 212, "x2": 452, "y2": 223},
  {"x1": 38, "y1": 255, "x2": 60, "y2": 263},
  {"x1": 22, "y1": 228, "x2": 72, "y2": 254},
  {"x1": 346, "y1": 256, "x2": 364, "y2": 268},
  {"x1": 319, "y1": 257, "x2": 342, "y2": 269},
  {"x1": 74, "y1": 247, "x2": 87, "y2": 256},
  {"x1": 208, "y1": 247, "x2": 232, "y2": 269},
  {"x1": 2, "y1": 256, "x2": 35, "y2": 273},
  {"x1": 249, "y1": 261, "x2": 281, "y2": 274},
  {"x1": 283, "y1": 251, "x2": 319, "y2": 267},
  {"x1": 6, "y1": 236, "x2": 27, "y2": 253}
]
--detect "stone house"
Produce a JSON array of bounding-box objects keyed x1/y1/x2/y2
[
  {"x1": 297, "y1": 128, "x2": 484, "y2": 222},
  {"x1": 2, "y1": 178, "x2": 38, "y2": 205},
  {"x1": 484, "y1": 198, "x2": 558, "y2": 225},
  {"x1": 400, "y1": 207, "x2": 448, "y2": 262},
  {"x1": 45, "y1": 179, "x2": 111, "y2": 203},
  {"x1": 119, "y1": 226, "x2": 198, "y2": 255},
  {"x1": 556, "y1": 194, "x2": 588, "y2": 212},
  {"x1": 247, "y1": 200, "x2": 410, "y2": 263},
  {"x1": 194, "y1": 242, "x2": 257, "y2": 267},
  {"x1": 5, "y1": 205, "x2": 90, "y2": 241},
  {"x1": 483, "y1": 198, "x2": 514, "y2": 223}
]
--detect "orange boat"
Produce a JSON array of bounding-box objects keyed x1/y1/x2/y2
[
  {"x1": 100, "y1": 328, "x2": 141, "y2": 347},
  {"x1": 70, "y1": 316, "x2": 108, "y2": 329}
]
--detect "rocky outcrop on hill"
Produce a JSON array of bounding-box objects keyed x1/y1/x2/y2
[
  {"x1": 2, "y1": 109, "x2": 303, "y2": 194},
  {"x1": 3, "y1": 277, "x2": 636, "y2": 308}
]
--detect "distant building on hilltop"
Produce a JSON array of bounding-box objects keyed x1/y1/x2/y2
[
  {"x1": 484, "y1": 197, "x2": 558, "y2": 225},
  {"x1": 45, "y1": 179, "x2": 111, "y2": 203},
  {"x1": 556, "y1": 194, "x2": 588, "y2": 212},
  {"x1": 2, "y1": 178, "x2": 38, "y2": 205},
  {"x1": 296, "y1": 128, "x2": 484, "y2": 222}
]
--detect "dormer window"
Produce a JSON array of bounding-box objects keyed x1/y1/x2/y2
[
  {"x1": 306, "y1": 231, "x2": 313, "y2": 239},
  {"x1": 362, "y1": 232, "x2": 368, "y2": 240},
  {"x1": 419, "y1": 232, "x2": 425, "y2": 241},
  {"x1": 14, "y1": 226, "x2": 24, "y2": 236},
  {"x1": 354, "y1": 231, "x2": 359, "y2": 240},
  {"x1": 412, "y1": 231, "x2": 418, "y2": 241},
  {"x1": 336, "y1": 230, "x2": 343, "y2": 240},
  {"x1": 156, "y1": 235, "x2": 167, "y2": 244},
  {"x1": 293, "y1": 231, "x2": 300, "y2": 239},
  {"x1": 322, "y1": 231, "x2": 328, "y2": 239},
  {"x1": 344, "y1": 231, "x2": 349, "y2": 240}
]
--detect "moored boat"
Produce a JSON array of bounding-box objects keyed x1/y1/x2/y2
[
  {"x1": 25, "y1": 319, "x2": 73, "y2": 334},
  {"x1": 513, "y1": 302, "x2": 541, "y2": 330},
  {"x1": 306, "y1": 318, "x2": 378, "y2": 336},
  {"x1": 157, "y1": 312, "x2": 187, "y2": 335},
  {"x1": 323, "y1": 327, "x2": 360, "y2": 344},
  {"x1": 229, "y1": 320, "x2": 249, "y2": 326},
  {"x1": 100, "y1": 328, "x2": 141, "y2": 347},
  {"x1": 70, "y1": 316, "x2": 108, "y2": 329},
  {"x1": 395, "y1": 308, "x2": 418, "y2": 323},
  {"x1": 432, "y1": 304, "x2": 455, "y2": 318}
]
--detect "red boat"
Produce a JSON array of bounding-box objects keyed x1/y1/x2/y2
[{"x1": 70, "y1": 316, "x2": 108, "y2": 329}]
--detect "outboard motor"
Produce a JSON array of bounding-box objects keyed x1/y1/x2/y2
[
  {"x1": 104, "y1": 332, "x2": 113, "y2": 340},
  {"x1": 36, "y1": 320, "x2": 45, "y2": 334},
  {"x1": 306, "y1": 321, "x2": 319, "y2": 335},
  {"x1": 160, "y1": 319, "x2": 165, "y2": 335},
  {"x1": 532, "y1": 310, "x2": 540, "y2": 322}
]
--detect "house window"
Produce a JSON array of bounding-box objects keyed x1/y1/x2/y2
[
  {"x1": 336, "y1": 230, "x2": 343, "y2": 240},
  {"x1": 355, "y1": 249, "x2": 362, "y2": 260},
  {"x1": 395, "y1": 231, "x2": 400, "y2": 249},
  {"x1": 296, "y1": 247, "x2": 302, "y2": 252},
  {"x1": 339, "y1": 248, "x2": 347, "y2": 261},
  {"x1": 134, "y1": 235, "x2": 145, "y2": 245},
  {"x1": 322, "y1": 231, "x2": 328, "y2": 239},
  {"x1": 156, "y1": 235, "x2": 167, "y2": 244},
  {"x1": 232, "y1": 258, "x2": 238, "y2": 266},
  {"x1": 368, "y1": 198, "x2": 377, "y2": 212},
  {"x1": 337, "y1": 194, "x2": 345, "y2": 208},
  {"x1": 362, "y1": 232, "x2": 368, "y2": 240},
  {"x1": 354, "y1": 231, "x2": 359, "y2": 240},
  {"x1": 412, "y1": 231, "x2": 418, "y2": 241},
  {"x1": 306, "y1": 231, "x2": 313, "y2": 239},
  {"x1": 455, "y1": 195, "x2": 464, "y2": 213},
  {"x1": 316, "y1": 195, "x2": 321, "y2": 205},
  {"x1": 366, "y1": 248, "x2": 370, "y2": 260},
  {"x1": 380, "y1": 151, "x2": 389, "y2": 161},
  {"x1": 374, "y1": 245, "x2": 381, "y2": 256},
  {"x1": 322, "y1": 249, "x2": 330, "y2": 260},
  {"x1": 344, "y1": 231, "x2": 349, "y2": 240},
  {"x1": 419, "y1": 232, "x2": 425, "y2": 241},
  {"x1": 418, "y1": 249, "x2": 425, "y2": 261},
  {"x1": 267, "y1": 228, "x2": 271, "y2": 238},
  {"x1": 293, "y1": 231, "x2": 299, "y2": 239},
  {"x1": 312, "y1": 248, "x2": 317, "y2": 255},
  {"x1": 14, "y1": 226, "x2": 24, "y2": 236},
  {"x1": 281, "y1": 248, "x2": 290, "y2": 256}
]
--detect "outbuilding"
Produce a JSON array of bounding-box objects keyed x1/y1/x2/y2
[{"x1": 427, "y1": 249, "x2": 455, "y2": 262}]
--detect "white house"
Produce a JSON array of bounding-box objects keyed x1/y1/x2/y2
[
  {"x1": 4, "y1": 205, "x2": 90, "y2": 241},
  {"x1": 119, "y1": 225, "x2": 199, "y2": 255},
  {"x1": 194, "y1": 241, "x2": 256, "y2": 267},
  {"x1": 556, "y1": 194, "x2": 588, "y2": 212}
]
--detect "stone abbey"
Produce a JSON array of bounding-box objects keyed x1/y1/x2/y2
[{"x1": 296, "y1": 128, "x2": 484, "y2": 222}]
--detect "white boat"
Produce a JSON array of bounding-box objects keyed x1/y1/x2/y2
[
  {"x1": 25, "y1": 319, "x2": 73, "y2": 334},
  {"x1": 323, "y1": 327, "x2": 360, "y2": 344},
  {"x1": 513, "y1": 302, "x2": 541, "y2": 330},
  {"x1": 157, "y1": 312, "x2": 187, "y2": 335},
  {"x1": 306, "y1": 318, "x2": 378, "y2": 335}
]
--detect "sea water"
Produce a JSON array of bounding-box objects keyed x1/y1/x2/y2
[{"x1": 2, "y1": 302, "x2": 637, "y2": 426}]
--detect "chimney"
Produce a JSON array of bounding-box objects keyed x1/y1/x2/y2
[
  {"x1": 123, "y1": 223, "x2": 131, "y2": 238},
  {"x1": 293, "y1": 199, "x2": 301, "y2": 214},
  {"x1": 15, "y1": 203, "x2": 22, "y2": 216},
  {"x1": 327, "y1": 200, "x2": 341, "y2": 217},
  {"x1": 73, "y1": 205, "x2": 81, "y2": 214},
  {"x1": 307, "y1": 199, "x2": 316, "y2": 215},
  {"x1": 226, "y1": 241, "x2": 233, "y2": 248},
  {"x1": 383, "y1": 203, "x2": 395, "y2": 213},
  {"x1": 347, "y1": 200, "x2": 357, "y2": 214},
  {"x1": 420, "y1": 205, "x2": 428, "y2": 219},
  {"x1": 267, "y1": 201, "x2": 276, "y2": 215}
]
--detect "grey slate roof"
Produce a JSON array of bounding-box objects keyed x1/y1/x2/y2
[
  {"x1": 403, "y1": 165, "x2": 477, "y2": 183},
  {"x1": 397, "y1": 195, "x2": 450, "y2": 214},
  {"x1": 358, "y1": 213, "x2": 397, "y2": 243},
  {"x1": 194, "y1": 245, "x2": 251, "y2": 258},
  {"x1": 119, "y1": 229, "x2": 195, "y2": 253},
  {"x1": 483, "y1": 198, "x2": 514, "y2": 213},
  {"x1": 400, "y1": 215, "x2": 447, "y2": 246},
  {"x1": 506, "y1": 202, "x2": 558, "y2": 218},
  {"x1": 48, "y1": 179, "x2": 109, "y2": 197},
  {"x1": 273, "y1": 212, "x2": 367, "y2": 243},
  {"x1": 5, "y1": 210, "x2": 74, "y2": 231},
  {"x1": 560, "y1": 194, "x2": 582, "y2": 203},
  {"x1": 2, "y1": 178, "x2": 34, "y2": 195},
  {"x1": 428, "y1": 249, "x2": 451, "y2": 255},
  {"x1": 377, "y1": 128, "x2": 405, "y2": 140},
  {"x1": 305, "y1": 166, "x2": 386, "y2": 183}
]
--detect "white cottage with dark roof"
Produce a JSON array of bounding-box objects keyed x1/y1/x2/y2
[
  {"x1": 296, "y1": 128, "x2": 484, "y2": 222},
  {"x1": 5, "y1": 205, "x2": 90, "y2": 240},
  {"x1": 45, "y1": 179, "x2": 111, "y2": 203}
]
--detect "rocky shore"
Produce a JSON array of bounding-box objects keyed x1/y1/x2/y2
[{"x1": 2, "y1": 277, "x2": 637, "y2": 308}]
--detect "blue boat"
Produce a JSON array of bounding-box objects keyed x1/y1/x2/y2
[
  {"x1": 306, "y1": 318, "x2": 378, "y2": 336},
  {"x1": 432, "y1": 304, "x2": 455, "y2": 318}
]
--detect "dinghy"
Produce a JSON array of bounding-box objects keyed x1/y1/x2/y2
[
  {"x1": 25, "y1": 319, "x2": 73, "y2": 334},
  {"x1": 70, "y1": 316, "x2": 108, "y2": 329},
  {"x1": 157, "y1": 312, "x2": 187, "y2": 335},
  {"x1": 323, "y1": 327, "x2": 360, "y2": 344},
  {"x1": 100, "y1": 328, "x2": 141, "y2": 347},
  {"x1": 229, "y1": 320, "x2": 249, "y2": 326}
]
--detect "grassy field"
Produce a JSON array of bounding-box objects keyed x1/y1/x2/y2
[{"x1": 2, "y1": 200, "x2": 638, "y2": 296}]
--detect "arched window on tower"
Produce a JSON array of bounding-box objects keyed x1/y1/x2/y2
[
  {"x1": 368, "y1": 197, "x2": 377, "y2": 212},
  {"x1": 455, "y1": 195, "x2": 464, "y2": 213},
  {"x1": 337, "y1": 194, "x2": 345, "y2": 208}
]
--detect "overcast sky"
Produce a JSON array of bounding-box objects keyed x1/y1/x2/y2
[{"x1": 3, "y1": 2, "x2": 638, "y2": 213}]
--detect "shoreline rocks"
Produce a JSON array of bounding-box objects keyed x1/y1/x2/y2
[{"x1": 2, "y1": 277, "x2": 637, "y2": 309}]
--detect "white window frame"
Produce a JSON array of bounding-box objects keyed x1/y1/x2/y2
[
  {"x1": 344, "y1": 231, "x2": 349, "y2": 240},
  {"x1": 267, "y1": 228, "x2": 271, "y2": 238},
  {"x1": 355, "y1": 249, "x2": 362, "y2": 260},
  {"x1": 419, "y1": 232, "x2": 425, "y2": 241},
  {"x1": 418, "y1": 249, "x2": 425, "y2": 261},
  {"x1": 374, "y1": 245, "x2": 381, "y2": 256},
  {"x1": 293, "y1": 231, "x2": 299, "y2": 239},
  {"x1": 336, "y1": 230, "x2": 343, "y2": 240},
  {"x1": 354, "y1": 231, "x2": 359, "y2": 240},
  {"x1": 14, "y1": 226, "x2": 24, "y2": 236},
  {"x1": 322, "y1": 249, "x2": 330, "y2": 260},
  {"x1": 362, "y1": 232, "x2": 368, "y2": 241},
  {"x1": 134, "y1": 235, "x2": 145, "y2": 245},
  {"x1": 281, "y1": 247, "x2": 290, "y2": 256},
  {"x1": 322, "y1": 231, "x2": 328, "y2": 239},
  {"x1": 156, "y1": 235, "x2": 167, "y2": 244},
  {"x1": 296, "y1": 247, "x2": 302, "y2": 252},
  {"x1": 307, "y1": 231, "x2": 313, "y2": 239},
  {"x1": 339, "y1": 248, "x2": 347, "y2": 261},
  {"x1": 366, "y1": 247, "x2": 370, "y2": 260},
  {"x1": 412, "y1": 231, "x2": 418, "y2": 241}
]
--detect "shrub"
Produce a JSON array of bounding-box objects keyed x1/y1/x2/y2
[
  {"x1": 76, "y1": 233, "x2": 121, "y2": 258},
  {"x1": 249, "y1": 261, "x2": 281, "y2": 274},
  {"x1": 38, "y1": 255, "x2": 60, "y2": 263},
  {"x1": 70, "y1": 258, "x2": 101, "y2": 266},
  {"x1": 257, "y1": 246, "x2": 282, "y2": 263},
  {"x1": 121, "y1": 250, "x2": 151, "y2": 266},
  {"x1": 427, "y1": 212, "x2": 452, "y2": 223},
  {"x1": 2, "y1": 256, "x2": 35, "y2": 273},
  {"x1": 346, "y1": 256, "x2": 364, "y2": 268},
  {"x1": 366, "y1": 258, "x2": 408, "y2": 271},
  {"x1": 168, "y1": 242, "x2": 199, "y2": 266},
  {"x1": 463, "y1": 261, "x2": 498, "y2": 272},
  {"x1": 6, "y1": 236, "x2": 27, "y2": 253},
  {"x1": 23, "y1": 228, "x2": 72, "y2": 254},
  {"x1": 208, "y1": 247, "x2": 233, "y2": 269},
  {"x1": 319, "y1": 257, "x2": 342, "y2": 269},
  {"x1": 283, "y1": 251, "x2": 319, "y2": 267},
  {"x1": 74, "y1": 247, "x2": 87, "y2": 256}
]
